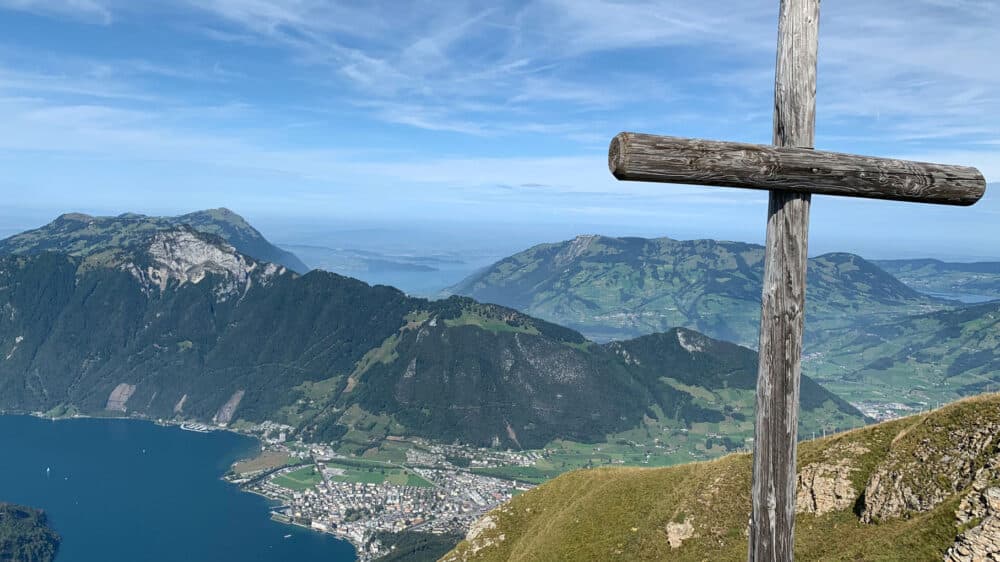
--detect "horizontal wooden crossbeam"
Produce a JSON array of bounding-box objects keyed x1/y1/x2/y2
[{"x1": 609, "y1": 132, "x2": 986, "y2": 206}]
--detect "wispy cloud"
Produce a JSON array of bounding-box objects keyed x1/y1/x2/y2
[
  {"x1": 0, "y1": 0, "x2": 111, "y2": 23},
  {"x1": 0, "y1": 0, "x2": 997, "y2": 247}
]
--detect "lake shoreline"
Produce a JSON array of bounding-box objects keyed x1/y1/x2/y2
[{"x1": 0, "y1": 413, "x2": 360, "y2": 562}]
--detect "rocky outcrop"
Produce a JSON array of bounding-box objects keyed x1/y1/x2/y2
[
  {"x1": 676, "y1": 329, "x2": 707, "y2": 353},
  {"x1": 124, "y1": 228, "x2": 284, "y2": 299},
  {"x1": 105, "y1": 383, "x2": 136, "y2": 412},
  {"x1": 553, "y1": 235, "x2": 598, "y2": 267},
  {"x1": 863, "y1": 412, "x2": 1000, "y2": 523},
  {"x1": 796, "y1": 442, "x2": 868, "y2": 515},
  {"x1": 945, "y1": 458, "x2": 1000, "y2": 562},
  {"x1": 173, "y1": 394, "x2": 187, "y2": 414},
  {"x1": 946, "y1": 516, "x2": 1000, "y2": 562},
  {"x1": 213, "y1": 390, "x2": 245, "y2": 426},
  {"x1": 666, "y1": 518, "x2": 695, "y2": 548},
  {"x1": 443, "y1": 513, "x2": 505, "y2": 561}
]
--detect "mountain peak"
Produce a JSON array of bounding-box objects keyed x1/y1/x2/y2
[
  {"x1": 450, "y1": 234, "x2": 942, "y2": 345},
  {"x1": 555, "y1": 234, "x2": 602, "y2": 265},
  {"x1": 0, "y1": 209, "x2": 309, "y2": 274},
  {"x1": 179, "y1": 207, "x2": 250, "y2": 226},
  {"x1": 55, "y1": 212, "x2": 94, "y2": 223}
]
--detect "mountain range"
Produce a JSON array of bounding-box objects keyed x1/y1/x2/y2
[
  {"x1": 449, "y1": 234, "x2": 947, "y2": 346},
  {"x1": 0, "y1": 211, "x2": 862, "y2": 451}
]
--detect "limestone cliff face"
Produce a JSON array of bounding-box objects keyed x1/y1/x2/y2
[
  {"x1": 855, "y1": 401, "x2": 1000, "y2": 560},
  {"x1": 861, "y1": 413, "x2": 1000, "y2": 523},
  {"x1": 121, "y1": 228, "x2": 285, "y2": 299},
  {"x1": 796, "y1": 441, "x2": 868, "y2": 515},
  {"x1": 944, "y1": 455, "x2": 1000, "y2": 562},
  {"x1": 946, "y1": 458, "x2": 1000, "y2": 562}
]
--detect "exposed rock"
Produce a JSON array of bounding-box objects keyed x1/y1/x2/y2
[
  {"x1": 666, "y1": 518, "x2": 695, "y2": 548},
  {"x1": 863, "y1": 415, "x2": 1000, "y2": 523},
  {"x1": 124, "y1": 228, "x2": 284, "y2": 298},
  {"x1": 944, "y1": 515, "x2": 1000, "y2": 562},
  {"x1": 797, "y1": 463, "x2": 857, "y2": 514},
  {"x1": 957, "y1": 458, "x2": 1000, "y2": 525},
  {"x1": 213, "y1": 390, "x2": 245, "y2": 426},
  {"x1": 945, "y1": 457, "x2": 1000, "y2": 561},
  {"x1": 443, "y1": 513, "x2": 506, "y2": 561},
  {"x1": 402, "y1": 358, "x2": 417, "y2": 378},
  {"x1": 173, "y1": 394, "x2": 187, "y2": 414},
  {"x1": 796, "y1": 441, "x2": 868, "y2": 515},
  {"x1": 5, "y1": 335, "x2": 22, "y2": 360},
  {"x1": 553, "y1": 234, "x2": 598, "y2": 267},
  {"x1": 105, "y1": 383, "x2": 136, "y2": 412},
  {"x1": 676, "y1": 329, "x2": 707, "y2": 353},
  {"x1": 505, "y1": 422, "x2": 521, "y2": 449}
]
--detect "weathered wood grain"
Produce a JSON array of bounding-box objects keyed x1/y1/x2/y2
[
  {"x1": 609, "y1": 133, "x2": 986, "y2": 206},
  {"x1": 749, "y1": 1, "x2": 818, "y2": 561}
]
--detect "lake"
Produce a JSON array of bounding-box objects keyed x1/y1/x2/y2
[
  {"x1": 922, "y1": 291, "x2": 998, "y2": 304},
  {"x1": 0, "y1": 415, "x2": 356, "y2": 562}
]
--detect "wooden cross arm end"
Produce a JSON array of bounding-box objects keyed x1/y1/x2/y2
[{"x1": 609, "y1": 132, "x2": 986, "y2": 206}]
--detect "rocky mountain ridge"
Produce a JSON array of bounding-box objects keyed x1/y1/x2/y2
[{"x1": 0, "y1": 208, "x2": 308, "y2": 274}]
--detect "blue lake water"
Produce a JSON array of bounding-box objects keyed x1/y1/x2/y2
[
  {"x1": 0, "y1": 415, "x2": 356, "y2": 562},
  {"x1": 922, "y1": 291, "x2": 998, "y2": 304}
]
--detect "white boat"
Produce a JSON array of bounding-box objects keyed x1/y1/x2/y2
[{"x1": 180, "y1": 422, "x2": 211, "y2": 433}]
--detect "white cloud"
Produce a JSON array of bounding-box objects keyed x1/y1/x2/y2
[
  {"x1": 0, "y1": 0, "x2": 997, "y2": 223},
  {"x1": 0, "y1": 0, "x2": 112, "y2": 23}
]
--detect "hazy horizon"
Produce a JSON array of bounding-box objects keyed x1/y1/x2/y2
[
  {"x1": 3, "y1": 201, "x2": 999, "y2": 283},
  {"x1": 2, "y1": 0, "x2": 999, "y2": 265}
]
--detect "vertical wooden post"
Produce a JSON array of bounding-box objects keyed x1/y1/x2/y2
[{"x1": 749, "y1": 1, "x2": 819, "y2": 561}]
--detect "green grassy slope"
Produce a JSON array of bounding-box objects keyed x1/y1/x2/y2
[
  {"x1": 806, "y1": 301, "x2": 1000, "y2": 408},
  {"x1": 443, "y1": 394, "x2": 1000, "y2": 562}
]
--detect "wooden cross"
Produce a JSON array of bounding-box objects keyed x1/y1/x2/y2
[{"x1": 607, "y1": 1, "x2": 986, "y2": 560}]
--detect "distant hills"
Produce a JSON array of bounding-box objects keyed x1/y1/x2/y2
[
  {"x1": 449, "y1": 235, "x2": 946, "y2": 346},
  {"x1": 0, "y1": 208, "x2": 309, "y2": 274},
  {"x1": 0, "y1": 211, "x2": 862, "y2": 450},
  {"x1": 806, "y1": 300, "x2": 1000, "y2": 410},
  {"x1": 443, "y1": 394, "x2": 1000, "y2": 561},
  {"x1": 875, "y1": 258, "x2": 1000, "y2": 300}
]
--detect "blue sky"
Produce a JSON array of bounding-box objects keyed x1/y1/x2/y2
[{"x1": 0, "y1": 0, "x2": 998, "y2": 259}]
